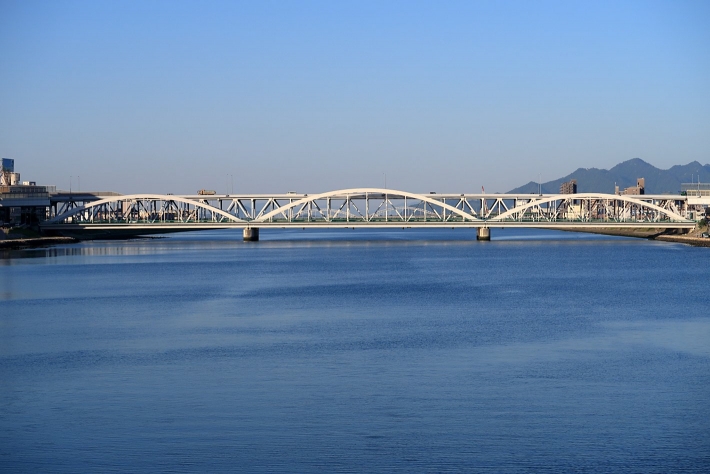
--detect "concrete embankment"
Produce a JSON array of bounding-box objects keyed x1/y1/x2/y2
[
  {"x1": 548, "y1": 226, "x2": 710, "y2": 247},
  {"x1": 0, "y1": 236, "x2": 78, "y2": 249},
  {"x1": 653, "y1": 234, "x2": 710, "y2": 247},
  {"x1": 556, "y1": 227, "x2": 673, "y2": 238}
]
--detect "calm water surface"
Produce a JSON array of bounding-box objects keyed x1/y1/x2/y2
[{"x1": 1, "y1": 229, "x2": 709, "y2": 472}]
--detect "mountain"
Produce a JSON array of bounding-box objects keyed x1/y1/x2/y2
[{"x1": 507, "y1": 158, "x2": 710, "y2": 194}]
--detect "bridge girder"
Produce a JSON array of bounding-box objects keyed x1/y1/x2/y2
[
  {"x1": 43, "y1": 189, "x2": 695, "y2": 235},
  {"x1": 491, "y1": 193, "x2": 687, "y2": 224}
]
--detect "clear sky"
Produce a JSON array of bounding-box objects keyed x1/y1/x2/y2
[{"x1": 1, "y1": 0, "x2": 708, "y2": 194}]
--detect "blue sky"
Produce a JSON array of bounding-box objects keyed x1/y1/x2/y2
[{"x1": 1, "y1": 0, "x2": 708, "y2": 194}]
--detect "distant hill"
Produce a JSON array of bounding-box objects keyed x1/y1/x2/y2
[{"x1": 508, "y1": 158, "x2": 710, "y2": 194}]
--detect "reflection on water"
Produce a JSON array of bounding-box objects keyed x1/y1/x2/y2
[
  {"x1": 0, "y1": 227, "x2": 662, "y2": 264},
  {"x1": 601, "y1": 319, "x2": 710, "y2": 357}
]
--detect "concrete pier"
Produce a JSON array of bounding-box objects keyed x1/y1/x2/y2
[
  {"x1": 243, "y1": 227, "x2": 259, "y2": 241},
  {"x1": 477, "y1": 227, "x2": 490, "y2": 241}
]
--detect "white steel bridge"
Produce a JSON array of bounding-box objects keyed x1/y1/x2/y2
[{"x1": 42, "y1": 188, "x2": 696, "y2": 240}]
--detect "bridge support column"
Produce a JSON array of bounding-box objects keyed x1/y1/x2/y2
[
  {"x1": 243, "y1": 227, "x2": 259, "y2": 241},
  {"x1": 477, "y1": 227, "x2": 490, "y2": 241}
]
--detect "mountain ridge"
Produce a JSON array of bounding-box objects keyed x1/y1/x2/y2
[{"x1": 507, "y1": 158, "x2": 710, "y2": 194}]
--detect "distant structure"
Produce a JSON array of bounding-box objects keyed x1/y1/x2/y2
[
  {"x1": 616, "y1": 178, "x2": 645, "y2": 195},
  {"x1": 0, "y1": 158, "x2": 56, "y2": 226},
  {"x1": 560, "y1": 179, "x2": 577, "y2": 194},
  {"x1": 1, "y1": 158, "x2": 21, "y2": 186},
  {"x1": 1, "y1": 158, "x2": 121, "y2": 227},
  {"x1": 680, "y1": 182, "x2": 710, "y2": 198}
]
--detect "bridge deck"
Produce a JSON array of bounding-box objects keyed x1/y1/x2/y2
[{"x1": 43, "y1": 188, "x2": 699, "y2": 238}]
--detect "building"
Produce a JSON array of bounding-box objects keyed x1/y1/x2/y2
[
  {"x1": 0, "y1": 184, "x2": 54, "y2": 225},
  {"x1": 1, "y1": 158, "x2": 21, "y2": 186},
  {"x1": 680, "y1": 182, "x2": 710, "y2": 198},
  {"x1": 616, "y1": 178, "x2": 645, "y2": 195},
  {"x1": 560, "y1": 179, "x2": 577, "y2": 194},
  {"x1": 2, "y1": 158, "x2": 123, "y2": 227},
  {"x1": 0, "y1": 158, "x2": 54, "y2": 225}
]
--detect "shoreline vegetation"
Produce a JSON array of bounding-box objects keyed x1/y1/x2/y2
[{"x1": 661, "y1": 219, "x2": 710, "y2": 247}]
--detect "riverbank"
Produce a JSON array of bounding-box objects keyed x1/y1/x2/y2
[
  {"x1": 0, "y1": 236, "x2": 78, "y2": 249},
  {"x1": 0, "y1": 228, "x2": 707, "y2": 248},
  {"x1": 653, "y1": 234, "x2": 710, "y2": 247}
]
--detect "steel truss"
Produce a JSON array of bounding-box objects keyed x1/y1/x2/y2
[
  {"x1": 49, "y1": 194, "x2": 244, "y2": 225},
  {"x1": 45, "y1": 189, "x2": 694, "y2": 230}
]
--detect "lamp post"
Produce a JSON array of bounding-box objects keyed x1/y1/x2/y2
[{"x1": 384, "y1": 173, "x2": 388, "y2": 221}]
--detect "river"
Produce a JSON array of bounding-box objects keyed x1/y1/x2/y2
[{"x1": 1, "y1": 228, "x2": 708, "y2": 472}]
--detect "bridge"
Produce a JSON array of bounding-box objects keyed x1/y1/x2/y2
[{"x1": 41, "y1": 188, "x2": 697, "y2": 240}]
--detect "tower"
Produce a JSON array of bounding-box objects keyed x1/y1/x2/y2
[{"x1": 1, "y1": 158, "x2": 15, "y2": 186}]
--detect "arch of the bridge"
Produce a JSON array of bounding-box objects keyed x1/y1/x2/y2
[
  {"x1": 254, "y1": 188, "x2": 483, "y2": 223},
  {"x1": 45, "y1": 191, "x2": 691, "y2": 227},
  {"x1": 46, "y1": 194, "x2": 246, "y2": 224},
  {"x1": 490, "y1": 193, "x2": 689, "y2": 222}
]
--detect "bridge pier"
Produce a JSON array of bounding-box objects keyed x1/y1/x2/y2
[
  {"x1": 477, "y1": 227, "x2": 490, "y2": 241},
  {"x1": 243, "y1": 227, "x2": 259, "y2": 241}
]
